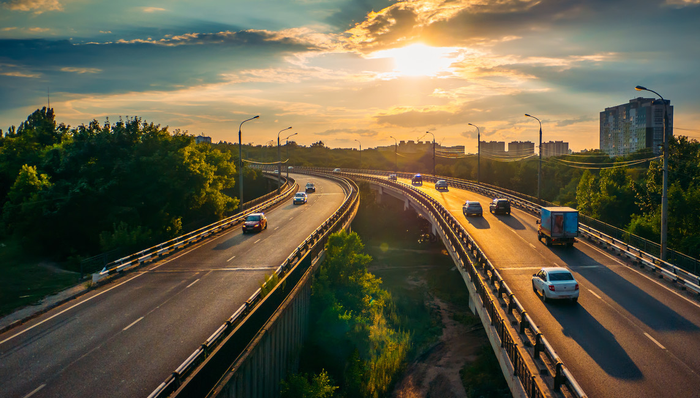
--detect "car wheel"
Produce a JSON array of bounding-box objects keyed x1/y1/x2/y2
[
  {"x1": 507, "y1": 211, "x2": 510, "y2": 215},
  {"x1": 572, "y1": 297, "x2": 578, "y2": 304},
  {"x1": 546, "y1": 237, "x2": 552, "y2": 247},
  {"x1": 532, "y1": 281, "x2": 537, "y2": 292},
  {"x1": 541, "y1": 290, "x2": 548, "y2": 303},
  {"x1": 242, "y1": 230, "x2": 246, "y2": 234},
  {"x1": 264, "y1": 223, "x2": 268, "y2": 230}
]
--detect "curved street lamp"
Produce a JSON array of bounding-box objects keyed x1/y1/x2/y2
[
  {"x1": 355, "y1": 139, "x2": 362, "y2": 169},
  {"x1": 277, "y1": 126, "x2": 292, "y2": 191},
  {"x1": 524, "y1": 114, "x2": 542, "y2": 202},
  {"x1": 284, "y1": 132, "x2": 298, "y2": 178},
  {"x1": 389, "y1": 136, "x2": 398, "y2": 173},
  {"x1": 636, "y1": 85, "x2": 670, "y2": 260},
  {"x1": 238, "y1": 115, "x2": 259, "y2": 210},
  {"x1": 419, "y1": 131, "x2": 436, "y2": 176},
  {"x1": 468, "y1": 123, "x2": 480, "y2": 184}
]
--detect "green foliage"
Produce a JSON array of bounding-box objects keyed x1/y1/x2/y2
[
  {"x1": 0, "y1": 109, "x2": 246, "y2": 259},
  {"x1": 261, "y1": 272, "x2": 282, "y2": 297},
  {"x1": 301, "y1": 230, "x2": 411, "y2": 398},
  {"x1": 460, "y1": 345, "x2": 511, "y2": 398},
  {"x1": 281, "y1": 370, "x2": 339, "y2": 398}
]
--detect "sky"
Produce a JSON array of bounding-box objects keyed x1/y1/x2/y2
[{"x1": 1, "y1": 0, "x2": 700, "y2": 153}]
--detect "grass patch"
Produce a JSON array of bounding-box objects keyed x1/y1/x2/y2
[
  {"x1": 0, "y1": 238, "x2": 79, "y2": 317},
  {"x1": 460, "y1": 345, "x2": 512, "y2": 398}
]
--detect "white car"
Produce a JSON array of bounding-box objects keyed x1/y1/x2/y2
[
  {"x1": 532, "y1": 267, "x2": 579, "y2": 303},
  {"x1": 333, "y1": 168, "x2": 341, "y2": 173},
  {"x1": 293, "y1": 192, "x2": 308, "y2": 205}
]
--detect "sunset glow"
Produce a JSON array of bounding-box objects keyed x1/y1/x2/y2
[{"x1": 370, "y1": 44, "x2": 460, "y2": 77}]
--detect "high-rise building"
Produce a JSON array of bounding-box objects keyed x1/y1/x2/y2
[
  {"x1": 600, "y1": 97, "x2": 673, "y2": 157},
  {"x1": 541, "y1": 141, "x2": 569, "y2": 157},
  {"x1": 481, "y1": 141, "x2": 506, "y2": 156},
  {"x1": 508, "y1": 141, "x2": 535, "y2": 156}
]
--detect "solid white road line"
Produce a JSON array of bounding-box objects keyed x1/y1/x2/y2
[
  {"x1": 186, "y1": 279, "x2": 200, "y2": 288},
  {"x1": 226, "y1": 255, "x2": 236, "y2": 262},
  {"x1": 254, "y1": 239, "x2": 261, "y2": 244},
  {"x1": 274, "y1": 227, "x2": 279, "y2": 230},
  {"x1": 23, "y1": 384, "x2": 45, "y2": 398},
  {"x1": 644, "y1": 332, "x2": 666, "y2": 350},
  {"x1": 122, "y1": 317, "x2": 144, "y2": 331},
  {"x1": 582, "y1": 241, "x2": 700, "y2": 310},
  {"x1": 588, "y1": 289, "x2": 602, "y2": 299}
]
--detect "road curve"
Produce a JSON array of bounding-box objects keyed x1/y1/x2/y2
[
  {"x1": 0, "y1": 173, "x2": 345, "y2": 398},
  {"x1": 401, "y1": 177, "x2": 700, "y2": 398}
]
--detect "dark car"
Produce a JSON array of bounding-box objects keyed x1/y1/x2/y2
[
  {"x1": 411, "y1": 174, "x2": 423, "y2": 186},
  {"x1": 463, "y1": 201, "x2": 483, "y2": 217},
  {"x1": 242, "y1": 213, "x2": 267, "y2": 233},
  {"x1": 388, "y1": 174, "x2": 397, "y2": 181},
  {"x1": 489, "y1": 198, "x2": 511, "y2": 215},
  {"x1": 435, "y1": 180, "x2": 448, "y2": 191},
  {"x1": 305, "y1": 182, "x2": 316, "y2": 193}
]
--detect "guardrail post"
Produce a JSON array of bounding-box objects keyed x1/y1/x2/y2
[
  {"x1": 534, "y1": 333, "x2": 543, "y2": 358},
  {"x1": 554, "y1": 362, "x2": 563, "y2": 391},
  {"x1": 519, "y1": 311, "x2": 528, "y2": 334}
]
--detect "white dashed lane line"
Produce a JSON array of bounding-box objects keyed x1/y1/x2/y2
[
  {"x1": 644, "y1": 332, "x2": 666, "y2": 350},
  {"x1": 254, "y1": 239, "x2": 261, "y2": 244},
  {"x1": 588, "y1": 289, "x2": 602, "y2": 299},
  {"x1": 274, "y1": 227, "x2": 279, "y2": 230},
  {"x1": 186, "y1": 279, "x2": 200, "y2": 288},
  {"x1": 226, "y1": 255, "x2": 236, "y2": 262},
  {"x1": 23, "y1": 384, "x2": 45, "y2": 398},
  {"x1": 122, "y1": 317, "x2": 144, "y2": 331}
]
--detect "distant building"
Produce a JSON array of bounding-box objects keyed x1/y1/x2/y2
[
  {"x1": 541, "y1": 141, "x2": 569, "y2": 157},
  {"x1": 196, "y1": 135, "x2": 212, "y2": 144},
  {"x1": 481, "y1": 141, "x2": 506, "y2": 156},
  {"x1": 508, "y1": 141, "x2": 535, "y2": 156},
  {"x1": 600, "y1": 97, "x2": 673, "y2": 157}
]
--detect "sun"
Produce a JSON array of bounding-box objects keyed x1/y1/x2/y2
[{"x1": 370, "y1": 43, "x2": 459, "y2": 77}]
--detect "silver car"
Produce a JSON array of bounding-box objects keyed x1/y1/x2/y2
[{"x1": 532, "y1": 267, "x2": 579, "y2": 303}]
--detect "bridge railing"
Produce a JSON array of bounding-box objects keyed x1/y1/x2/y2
[
  {"x1": 148, "y1": 172, "x2": 360, "y2": 398},
  {"x1": 343, "y1": 172, "x2": 586, "y2": 398},
  {"x1": 314, "y1": 167, "x2": 700, "y2": 295},
  {"x1": 92, "y1": 174, "x2": 296, "y2": 282}
]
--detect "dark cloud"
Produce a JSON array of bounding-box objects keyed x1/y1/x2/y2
[{"x1": 325, "y1": 0, "x2": 395, "y2": 30}]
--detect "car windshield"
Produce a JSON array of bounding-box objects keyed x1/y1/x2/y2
[
  {"x1": 246, "y1": 215, "x2": 261, "y2": 221},
  {"x1": 549, "y1": 272, "x2": 574, "y2": 281},
  {"x1": 306, "y1": 184, "x2": 313, "y2": 187},
  {"x1": 295, "y1": 193, "x2": 305, "y2": 197}
]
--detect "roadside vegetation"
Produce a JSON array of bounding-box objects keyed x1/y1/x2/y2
[{"x1": 281, "y1": 186, "x2": 509, "y2": 397}]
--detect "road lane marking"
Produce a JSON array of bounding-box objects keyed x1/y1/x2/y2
[
  {"x1": 254, "y1": 239, "x2": 261, "y2": 244},
  {"x1": 23, "y1": 384, "x2": 45, "y2": 398},
  {"x1": 186, "y1": 279, "x2": 200, "y2": 288},
  {"x1": 274, "y1": 227, "x2": 279, "y2": 230},
  {"x1": 498, "y1": 267, "x2": 543, "y2": 271},
  {"x1": 226, "y1": 255, "x2": 236, "y2": 262},
  {"x1": 289, "y1": 217, "x2": 294, "y2": 220},
  {"x1": 0, "y1": 272, "x2": 146, "y2": 345},
  {"x1": 529, "y1": 243, "x2": 537, "y2": 249},
  {"x1": 644, "y1": 332, "x2": 666, "y2": 349},
  {"x1": 218, "y1": 267, "x2": 278, "y2": 271},
  {"x1": 123, "y1": 317, "x2": 144, "y2": 331},
  {"x1": 582, "y1": 241, "x2": 700, "y2": 310},
  {"x1": 588, "y1": 289, "x2": 602, "y2": 299}
]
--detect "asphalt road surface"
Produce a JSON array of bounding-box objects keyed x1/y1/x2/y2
[
  {"x1": 402, "y1": 177, "x2": 700, "y2": 398},
  {"x1": 0, "y1": 173, "x2": 345, "y2": 398}
]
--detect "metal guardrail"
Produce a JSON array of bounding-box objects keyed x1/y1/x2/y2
[
  {"x1": 319, "y1": 167, "x2": 700, "y2": 296},
  {"x1": 147, "y1": 171, "x2": 360, "y2": 398},
  {"x1": 92, "y1": 175, "x2": 296, "y2": 282},
  {"x1": 338, "y1": 171, "x2": 586, "y2": 398}
]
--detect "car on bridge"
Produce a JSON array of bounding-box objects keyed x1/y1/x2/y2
[
  {"x1": 435, "y1": 179, "x2": 448, "y2": 191},
  {"x1": 293, "y1": 192, "x2": 308, "y2": 205},
  {"x1": 305, "y1": 182, "x2": 316, "y2": 193},
  {"x1": 333, "y1": 168, "x2": 341, "y2": 173},
  {"x1": 532, "y1": 267, "x2": 579, "y2": 303},
  {"x1": 242, "y1": 213, "x2": 267, "y2": 233},
  {"x1": 388, "y1": 173, "x2": 397, "y2": 181},
  {"x1": 411, "y1": 174, "x2": 423, "y2": 185},
  {"x1": 489, "y1": 198, "x2": 511, "y2": 215},
  {"x1": 462, "y1": 201, "x2": 483, "y2": 217}
]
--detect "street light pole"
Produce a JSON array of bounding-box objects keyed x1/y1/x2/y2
[
  {"x1": 355, "y1": 139, "x2": 362, "y2": 169},
  {"x1": 420, "y1": 131, "x2": 436, "y2": 176},
  {"x1": 468, "y1": 123, "x2": 480, "y2": 184},
  {"x1": 636, "y1": 85, "x2": 670, "y2": 260},
  {"x1": 277, "y1": 126, "x2": 292, "y2": 192},
  {"x1": 238, "y1": 115, "x2": 259, "y2": 211},
  {"x1": 524, "y1": 114, "x2": 542, "y2": 202},
  {"x1": 389, "y1": 136, "x2": 398, "y2": 173},
  {"x1": 284, "y1": 132, "x2": 298, "y2": 178}
]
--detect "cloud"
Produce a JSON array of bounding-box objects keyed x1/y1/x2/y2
[
  {"x1": 0, "y1": 63, "x2": 41, "y2": 78},
  {"x1": 60, "y1": 67, "x2": 102, "y2": 74},
  {"x1": 142, "y1": 7, "x2": 166, "y2": 13},
  {"x1": 556, "y1": 115, "x2": 597, "y2": 127},
  {"x1": 28, "y1": 27, "x2": 50, "y2": 32},
  {"x1": 665, "y1": 0, "x2": 700, "y2": 6},
  {"x1": 2, "y1": 27, "x2": 18, "y2": 31},
  {"x1": 100, "y1": 31, "x2": 112, "y2": 34},
  {"x1": 1, "y1": 71, "x2": 41, "y2": 78},
  {"x1": 3, "y1": 0, "x2": 62, "y2": 14}
]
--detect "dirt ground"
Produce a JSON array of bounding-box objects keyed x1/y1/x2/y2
[{"x1": 390, "y1": 291, "x2": 488, "y2": 398}]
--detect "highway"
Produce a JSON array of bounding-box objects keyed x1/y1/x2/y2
[
  {"x1": 0, "y1": 173, "x2": 345, "y2": 398},
  {"x1": 400, "y1": 177, "x2": 700, "y2": 398}
]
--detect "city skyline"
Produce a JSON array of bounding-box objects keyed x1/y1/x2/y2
[{"x1": 2, "y1": 0, "x2": 700, "y2": 152}]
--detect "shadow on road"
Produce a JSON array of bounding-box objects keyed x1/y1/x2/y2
[
  {"x1": 492, "y1": 214, "x2": 526, "y2": 230},
  {"x1": 465, "y1": 215, "x2": 490, "y2": 229},
  {"x1": 549, "y1": 246, "x2": 700, "y2": 333},
  {"x1": 546, "y1": 300, "x2": 643, "y2": 380}
]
